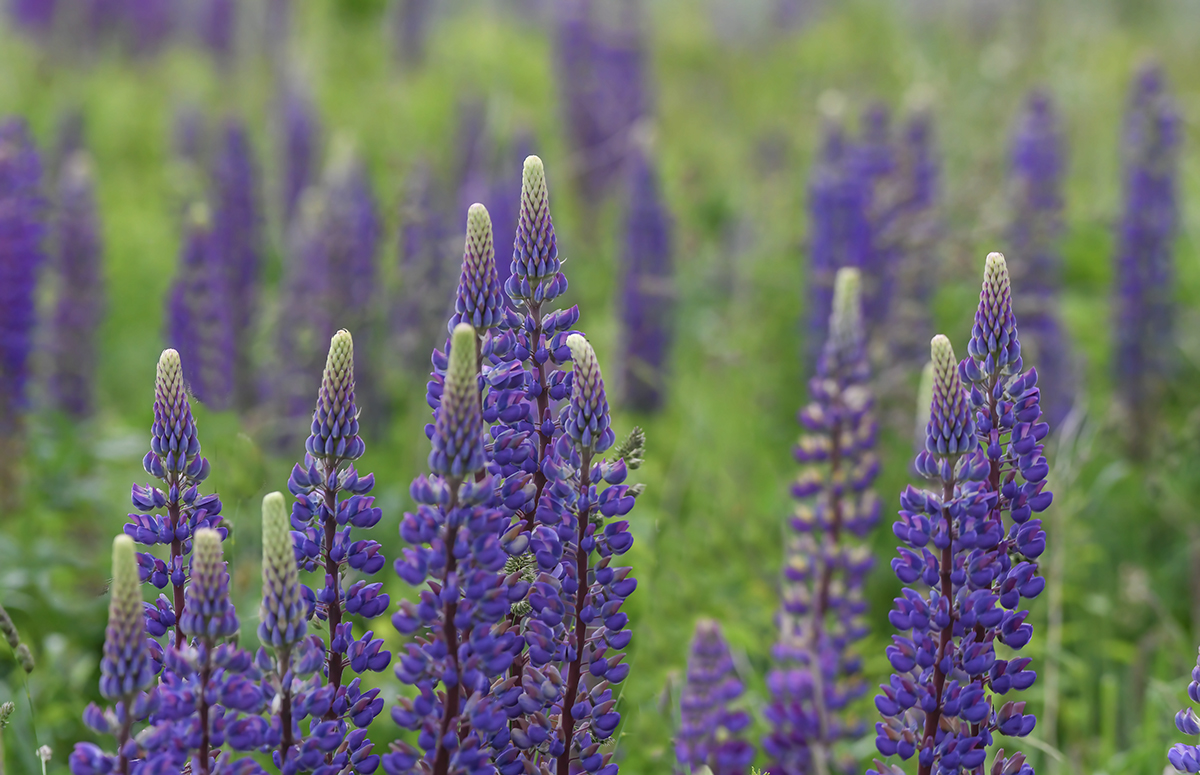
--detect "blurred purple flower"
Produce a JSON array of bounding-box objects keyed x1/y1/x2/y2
[
  {"x1": 676, "y1": 620, "x2": 755, "y2": 775},
  {"x1": 49, "y1": 152, "x2": 104, "y2": 419},
  {"x1": 619, "y1": 145, "x2": 674, "y2": 413},
  {"x1": 279, "y1": 80, "x2": 319, "y2": 228}
]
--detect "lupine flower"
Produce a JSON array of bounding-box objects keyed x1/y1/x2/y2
[
  {"x1": 128, "y1": 0, "x2": 173, "y2": 56},
  {"x1": 765, "y1": 268, "x2": 878, "y2": 775},
  {"x1": 284, "y1": 330, "x2": 389, "y2": 768},
  {"x1": 676, "y1": 620, "x2": 754, "y2": 775},
  {"x1": 8, "y1": 0, "x2": 55, "y2": 35},
  {"x1": 1113, "y1": 63, "x2": 1179, "y2": 440},
  {"x1": 166, "y1": 201, "x2": 236, "y2": 410},
  {"x1": 1007, "y1": 90, "x2": 1074, "y2": 430},
  {"x1": 142, "y1": 529, "x2": 266, "y2": 774},
  {"x1": 850, "y1": 103, "x2": 896, "y2": 339},
  {"x1": 393, "y1": 161, "x2": 454, "y2": 367},
  {"x1": 883, "y1": 111, "x2": 941, "y2": 371},
  {"x1": 870, "y1": 253, "x2": 1050, "y2": 775},
  {"x1": 279, "y1": 80, "x2": 320, "y2": 227},
  {"x1": 127, "y1": 348, "x2": 224, "y2": 649},
  {"x1": 200, "y1": 0, "x2": 236, "y2": 64},
  {"x1": 386, "y1": 323, "x2": 517, "y2": 775},
  {"x1": 489, "y1": 132, "x2": 534, "y2": 295},
  {"x1": 69, "y1": 535, "x2": 157, "y2": 775},
  {"x1": 619, "y1": 145, "x2": 674, "y2": 413},
  {"x1": 0, "y1": 118, "x2": 47, "y2": 440},
  {"x1": 806, "y1": 120, "x2": 869, "y2": 370},
  {"x1": 1168, "y1": 648, "x2": 1200, "y2": 772},
  {"x1": 391, "y1": 0, "x2": 434, "y2": 67},
  {"x1": 553, "y1": 0, "x2": 646, "y2": 203},
  {"x1": 211, "y1": 118, "x2": 263, "y2": 411},
  {"x1": 49, "y1": 151, "x2": 103, "y2": 419},
  {"x1": 450, "y1": 203, "x2": 505, "y2": 332}
]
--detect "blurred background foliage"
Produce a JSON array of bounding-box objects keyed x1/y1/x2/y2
[{"x1": 0, "y1": 0, "x2": 1197, "y2": 773}]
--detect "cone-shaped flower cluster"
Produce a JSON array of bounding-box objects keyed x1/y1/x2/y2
[
  {"x1": 259, "y1": 492, "x2": 307, "y2": 650},
  {"x1": 1169, "y1": 648, "x2": 1200, "y2": 772},
  {"x1": 167, "y1": 201, "x2": 236, "y2": 410},
  {"x1": 1114, "y1": 63, "x2": 1179, "y2": 434},
  {"x1": 285, "y1": 330, "x2": 389, "y2": 767},
  {"x1": 766, "y1": 268, "x2": 878, "y2": 775},
  {"x1": 1008, "y1": 91, "x2": 1074, "y2": 430},
  {"x1": 676, "y1": 620, "x2": 755, "y2": 775},
  {"x1": 212, "y1": 118, "x2": 263, "y2": 412},
  {"x1": 619, "y1": 146, "x2": 674, "y2": 413},
  {"x1": 389, "y1": 155, "x2": 641, "y2": 775},
  {"x1": 0, "y1": 118, "x2": 47, "y2": 439},
  {"x1": 871, "y1": 253, "x2": 1050, "y2": 775},
  {"x1": 49, "y1": 151, "x2": 103, "y2": 419},
  {"x1": 430, "y1": 324, "x2": 488, "y2": 476},
  {"x1": 280, "y1": 80, "x2": 319, "y2": 228},
  {"x1": 451, "y1": 203, "x2": 506, "y2": 332},
  {"x1": 128, "y1": 348, "x2": 224, "y2": 648},
  {"x1": 179, "y1": 528, "x2": 239, "y2": 641}
]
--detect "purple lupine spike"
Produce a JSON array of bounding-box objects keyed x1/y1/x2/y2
[
  {"x1": 618, "y1": 145, "x2": 674, "y2": 412},
  {"x1": 851, "y1": 102, "x2": 897, "y2": 343},
  {"x1": 200, "y1": 0, "x2": 236, "y2": 64},
  {"x1": 391, "y1": 0, "x2": 434, "y2": 67},
  {"x1": 1168, "y1": 648, "x2": 1200, "y2": 772},
  {"x1": 507, "y1": 154, "x2": 562, "y2": 301},
  {"x1": 69, "y1": 536, "x2": 158, "y2": 775},
  {"x1": 676, "y1": 620, "x2": 755, "y2": 775},
  {"x1": 489, "y1": 131, "x2": 533, "y2": 295},
  {"x1": 211, "y1": 118, "x2": 263, "y2": 412},
  {"x1": 179, "y1": 529, "x2": 239, "y2": 640},
  {"x1": 1113, "y1": 63, "x2": 1179, "y2": 441},
  {"x1": 128, "y1": 0, "x2": 173, "y2": 57},
  {"x1": 8, "y1": 0, "x2": 56, "y2": 35},
  {"x1": 806, "y1": 119, "x2": 870, "y2": 370},
  {"x1": 49, "y1": 152, "x2": 103, "y2": 419},
  {"x1": 872, "y1": 253, "x2": 1050, "y2": 775},
  {"x1": 393, "y1": 161, "x2": 455, "y2": 367},
  {"x1": 385, "y1": 323, "x2": 516, "y2": 775},
  {"x1": 279, "y1": 79, "x2": 319, "y2": 227},
  {"x1": 166, "y1": 201, "x2": 235, "y2": 410},
  {"x1": 564, "y1": 334, "x2": 615, "y2": 453},
  {"x1": 456, "y1": 101, "x2": 491, "y2": 220},
  {"x1": 287, "y1": 330, "x2": 389, "y2": 763},
  {"x1": 131, "y1": 348, "x2": 224, "y2": 649},
  {"x1": 553, "y1": 0, "x2": 647, "y2": 204},
  {"x1": 1007, "y1": 90, "x2": 1074, "y2": 429},
  {"x1": 766, "y1": 268, "x2": 877, "y2": 775},
  {"x1": 450, "y1": 204, "x2": 505, "y2": 332},
  {"x1": 173, "y1": 104, "x2": 206, "y2": 166},
  {"x1": 883, "y1": 110, "x2": 941, "y2": 370},
  {"x1": 0, "y1": 118, "x2": 47, "y2": 440}
]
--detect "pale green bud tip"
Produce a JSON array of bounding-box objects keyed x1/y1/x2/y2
[
  {"x1": 522, "y1": 155, "x2": 546, "y2": 193},
  {"x1": 158, "y1": 348, "x2": 182, "y2": 383},
  {"x1": 931, "y1": 334, "x2": 955, "y2": 372},
  {"x1": 262, "y1": 491, "x2": 290, "y2": 556},
  {"x1": 186, "y1": 200, "x2": 211, "y2": 228},
  {"x1": 984, "y1": 251, "x2": 1010, "y2": 295},
  {"x1": 465, "y1": 204, "x2": 494, "y2": 266},
  {"x1": 111, "y1": 535, "x2": 139, "y2": 605},
  {"x1": 566, "y1": 333, "x2": 593, "y2": 366},
  {"x1": 328, "y1": 329, "x2": 354, "y2": 369},
  {"x1": 830, "y1": 267, "x2": 864, "y2": 346},
  {"x1": 467, "y1": 202, "x2": 492, "y2": 236},
  {"x1": 448, "y1": 324, "x2": 478, "y2": 386},
  {"x1": 194, "y1": 528, "x2": 222, "y2": 565}
]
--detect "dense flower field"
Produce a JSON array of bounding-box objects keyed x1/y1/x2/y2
[{"x1": 0, "y1": 1, "x2": 1196, "y2": 774}]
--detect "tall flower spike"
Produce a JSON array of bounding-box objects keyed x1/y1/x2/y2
[
  {"x1": 306, "y1": 329, "x2": 365, "y2": 461},
  {"x1": 259, "y1": 492, "x2": 306, "y2": 648},
  {"x1": 925, "y1": 335, "x2": 974, "y2": 458},
  {"x1": 507, "y1": 155, "x2": 562, "y2": 301},
  {"x1": 50, "y1": 152, "x2": 104, "y2": 420},
  {"x1": 151, "y1": 349, "x2": 202, "y2": 476},
  {"x1": 102, "y1": 536, "x2": 155, "y2": 701},
  {"x1": 179, "y1": 529, "x2": 239, "y2": 641},
  {"x1": 965, "y1": 253, "x2": 1021, "y2": 379},
  {"x1": 451, "y1": 203, "x2": 505, "y2": 332},
  {"x1": 430, "y1": 323, "x2": 486, "y2": 477},
  {"x1": 1168, "y1": 648, "x2": 1200, "y2": 772},
  {"x1": 565, "y1": 334, "x2": 615, "y2": 453},
  {"x1": 676, "y1": 620, "x2": 755, "y2": 775}
]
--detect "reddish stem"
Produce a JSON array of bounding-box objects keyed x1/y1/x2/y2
[
  {"x1": 918, "y1": 475, "x2": 958, "y2": 775},
  {"x1": 197, "y1": 647, "x2": 213, "y2": 775},
  {"x1": 557, "y1": 451, "x2": 593, "y2": 775},
  {"x1": 321, "y1": 464, "x2": 345, "y2": 707},
  {"x1": 279, "y1": 646, "x2": 294, "y2": 759},
  {"x1": 432, "y1": 482, "x2": 463, "y2": 775},
  {"x1": 167, "y1": 473, "x2": 185, "y2": 647}
]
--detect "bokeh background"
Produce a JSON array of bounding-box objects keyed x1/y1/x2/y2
[{"x1": 0, "y1": 0, "x2": 1197, "y2": 772}]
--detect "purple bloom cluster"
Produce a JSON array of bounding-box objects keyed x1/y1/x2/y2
[
  {"x1": 0, "y1": 118, "x2": 47, "y2": 439},
  {"x1": 618, "y1": 146, "x2": 674, "y2": 413},
  {"x1": 166, "y1": 202, "x2": 236, "y2": 410},
  {"x1": 392, "y1": 162, "x2": 455, "y2": 368},
  {"x1": 1113, "y1": 63, "x2": 1179, "y2": 434},
  {"x1": 282, "y1": 330, "x2": 390, "y2": 767},
  {"x1": 766, "y1": 268, "x2": 878, "y2": 775},
  {"x1": 126, "y1": 348, "x2": 225, "y2": 649},
  {"x1": 279, "y1": 80, "x2": 320, "y2": 228},
  {"x1": 1007, "y1": 90, "x2": 1075, "y2": 430},
  {"x1": 676, "y1": 620, "x2": 754, "y2": 775},
  {"x1": 49, "y1": 151, "x2": 103, "y2": 419},
  {"x1": 553, "y1": 0, "x2": 647, "y2": 203},
  {"x1": 870, "y1": 253, "x2": 1051, "y2": 775},
  {"x1": 386, "y1": 156, "x2": 641, "y2": 775},
  {"x1": 211, "y1": 119, "x2": 264, "y2": 412},
  {"x1": 1169, "y1": 649, "x2": 1200, "y2": 772}
]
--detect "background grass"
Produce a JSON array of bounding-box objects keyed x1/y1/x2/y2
[{"x1": 0, "y1": 0, "x2": 1199, "y2": 772}]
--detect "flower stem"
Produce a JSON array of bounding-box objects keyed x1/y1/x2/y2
[
  {"x1": 432, "y1": 480, "x2": 463, "y2": 775},
  {"x1": 919, "y1": 475, "x2": 957, "y2": 775},
  {"x1": 557, "y1": 450, "x2": 593, "y2": 775}
]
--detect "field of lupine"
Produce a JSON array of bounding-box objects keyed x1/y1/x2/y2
[{"x1": 0, "y1": 1, "x2": 1198, "y2": 774}]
